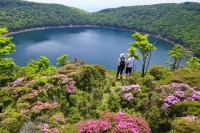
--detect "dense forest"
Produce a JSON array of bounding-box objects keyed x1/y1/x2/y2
[
  {"x1": 0, "y1": 0, "x2": 91, "y2": 30},
  {"x1": 0, "y1": 0, "x2": 200, "y2": 56},
  {"x1": 93, "y1": 2, "x2": 200, "y2": 56}
]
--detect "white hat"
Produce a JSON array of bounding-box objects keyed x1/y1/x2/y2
[{"x1": 120, "y1": 53, "x2": 125, "y2": 58}]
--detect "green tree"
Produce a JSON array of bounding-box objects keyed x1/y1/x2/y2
[
  {"x1": 0, "y1": 28, "x2": 16, "y2": 86},
  {"x1": 27, "y1": 56, "x2": 50, "y2": 73},
  {"x1": 57, "y1": 54, "x2": 70, "y2": 67},
  {"x1": 165, "y1": 44, "x2": 191, "y2": 71},
  {"x1": 0, "y1": 28, "x2": 15, "y2": 58},
  {"x1": 186, "y1": 57, "x2": 200, "y2": 70},
  {"x1": 128, "y1": 47, "x2": 140, "y2": 60},
  {"x1": 130, "y1": 32, "x2": 156, "y2": 77}
]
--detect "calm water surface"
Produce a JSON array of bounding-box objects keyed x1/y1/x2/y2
[{"x1": 10, "y1": 27, "x2": 189, "y2": 71}]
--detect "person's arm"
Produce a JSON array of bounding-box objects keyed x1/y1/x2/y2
[{"x1": 126, "y1": 58, "x2": 130, "y2": 66}]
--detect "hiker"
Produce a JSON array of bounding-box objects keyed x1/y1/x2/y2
[
  {"x1": 116, "y1": 53, "x2": 126, "y2": 79},
  {"x1": 125, "y1": 54, "x2": 135, "y2": 78}
]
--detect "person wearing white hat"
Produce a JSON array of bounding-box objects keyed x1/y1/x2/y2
[{"x1": 116, "y1": 53, "x2": 126, "y2": 79}]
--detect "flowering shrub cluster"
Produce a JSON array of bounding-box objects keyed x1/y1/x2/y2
[
  {"x1": 67, "y1": 83, "x2": 75, "y2": 94},
  {"x1": 160, "y1": 83, "x2": 200, "y2": 110},
  {"x1": 76, "y1": 111, "x2": 150, "y2": 133},
  {"x1": 18, "y1": 88, "x2": 46, "y2": 102},
  {"x1": 50, "y1": 113, "x2": 67, "y2": 125},
  {"x1": 52, "y1": 74, "x2": 76, "y2": 94},
  {"x1": 20, "y1": 100, "x2": 59, "y2": 114},
  {"x1": 12, "y1": 77, "x2": 25, "y2": 87},
  {"x1": 120, "y1": 84, "x2": 141, "y2": 92},
  {"x1": 119, "y1": 84, "x2": 141, "y2": 101},
  {"x1": 42, "y1": 123, "x2": 59, "y2": 133},
  {"x1": 183, "y1": 115, "x2": 198, "y2": 121},
  {"x1": 122, "y1": 92, "x2": 134, "y2": 101},
  {"x1": 77, "y1": 120, "x2": 111, "y2": 133}
]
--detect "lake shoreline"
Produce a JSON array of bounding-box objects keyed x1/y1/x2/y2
[{"x1": 5, "y1": 25, "x2": 175, "y2": 45}]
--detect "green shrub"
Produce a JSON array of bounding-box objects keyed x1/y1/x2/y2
[
  {"x1": 149, "y1": 65, "x2": 171, "y2": 80},
  {"x1": 13, "y1": 87, "x2": 32, "y2": 98},
  {"x1": 0, "y1": 107, "x2": 24, "y2": 133},
  {"x1": 0, "y1": 89, "x2": 14, "y2": 110},
  {"x1": 127, "y1": 72, "x2": 143, "y2": 84},
  {"x1": 172, "y1": 117, "x2": 200, "y2": 133},
  {"x1": 76, "y1": 65, "x2": 104, "y2": 92},
  {"x1": 35, "y1": 77, "x2": 47, "y2": 86},
  {"x1": 16, "y1": 102, "x2": 31, "y2": 111},
  {"x1": 186, "y1": 57, "x2": 200, "y2": 70},
  {"x1": 16, "y1": 66, "x2": 36, "y2": 79},
  {"x1": 146, "y1": 107, "x2": 170, "y2": 133},
  {"x1": 93, "y1": 64, "x2": 106, "y2": 78},
  {"x1": 0, "y1": 75, "x2": 14, "y2": 87},
  {"x1": 1, "y1": 118, "x2": 21, "y2": 133},
  {"x1": 107, "y1": 94, "x2": 121, "y2": 112},
  {"x1": 162, "y1": 67, "x2": 200, "y2": 88},
  {"x1": 62, "y1": 124, "x2": 78, "y2": 133},
  {"x1": 175, "y1": 101, "x2": 200, "y2": 117},
  {"x1": 142, "y1": 74, "x2": 155, "y2": 88}
]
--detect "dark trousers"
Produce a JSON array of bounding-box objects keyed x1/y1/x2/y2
[{"x1": 116, "y1": 66, "x2": 124, "y2": 77}]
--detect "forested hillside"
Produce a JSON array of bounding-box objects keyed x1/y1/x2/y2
[
  {"x1": 0, "y1": 0, "x2": 200, "y2": 55},
  {"x1": 92, "y1": 2, "x2": 200, "y2": 56},
  {"x1": 0, "y1": 0, "x2": 91, "y2": 30}
]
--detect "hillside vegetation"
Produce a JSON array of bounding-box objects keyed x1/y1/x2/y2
[
  {"x1": 0, "y1": 0, "x2": 200, "y2": 56},
  {"x1": 1, "y1": 26, "x2": 200, "y2": 132},
  {"x1": 1, "y1": 3, "x2": 200, "y2": 131}
]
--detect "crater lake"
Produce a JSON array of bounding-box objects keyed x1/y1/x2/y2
[{"x1": 9, "y1": 27, "x2": 189, "y2": 71}]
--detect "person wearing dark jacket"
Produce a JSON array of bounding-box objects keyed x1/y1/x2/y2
[{"x1": 116, "y1": 53, "x2": 126, "y2": 79}]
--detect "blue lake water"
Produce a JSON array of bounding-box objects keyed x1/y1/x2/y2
[{"x1": 10, "y1": 27, "x2": 189, "y2": 71}]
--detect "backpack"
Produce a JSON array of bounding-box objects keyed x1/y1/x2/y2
[{"x1": 119, "y1": 57, "x2": 125, "y2": 68}]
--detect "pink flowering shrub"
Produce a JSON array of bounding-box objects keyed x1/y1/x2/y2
[
  {"x1": 183, "y1": 115, "x2": 198, "y2": 121},
  {"x1": 49, "y1": 112, "x2": 67, "y2": 126},
  {"x1": 12, "y1": 77, "x2": 25, "y2": 87},
  {"x1": 18, "y1": 88, "x2": 46, "y2": 103},
  {"x1": 77, "y1": 120, "x2": 111, "y2": 133},
  {"x1": 20, "y1": 100, "x2": 59, "y2": 116},
  {"x1": 147, "y1": 82, "x2": 200, "y2": 132},
  {"x1": 52, "y1": 74, "x2": 76, "y2": 94},
  {"x1": 43, "y1": 123, "x2": 49, "y2": 133},
  {"x1": 31, "y1": 101, "x2": 59, "y2": 114},
  {"x1": 51, "y1": 128, "x2": 59, "y2": 133},
  {"x1": 76, "y1": 111, "x2": 151, "y2": 133},
  {"x1": 160, "y1": 83, "x2": 200, "y2": 110},
  {"x1": 119, "y1": 84, "x2": 141, "y2": 101},
  {"x1": 41, "y1": 123, "x2": 59, "y2": 133}
]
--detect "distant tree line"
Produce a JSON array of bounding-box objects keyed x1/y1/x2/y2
[
  {"x1": 0, "y1": 0, "x2": 91, "y2": 30},
  {"x1": 0, "y1": 0, "x2": 200, "y2": 56}
]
